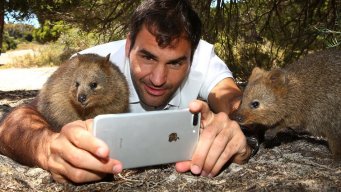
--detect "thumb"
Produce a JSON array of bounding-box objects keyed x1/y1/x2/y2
[{"x1": 189, "y1": 100, "x2": 211, "y2": 120}]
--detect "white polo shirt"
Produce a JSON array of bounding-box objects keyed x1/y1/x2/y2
[{"x1": 79, "y1": 39, "x2": 233, "y2": 112}]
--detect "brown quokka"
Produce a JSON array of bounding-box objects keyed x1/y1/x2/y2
[
  {"x1": 233, "y1": 49, "x2": 341, "y2": 159},
  {"x1": 37, "y1": 53, "x2": 129, "y2": 131}
]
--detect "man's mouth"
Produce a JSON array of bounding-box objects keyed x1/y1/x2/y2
[{"x1": 144, "y1": 85, "x2": 166, "y2": 96}]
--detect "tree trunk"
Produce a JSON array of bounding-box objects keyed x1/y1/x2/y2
[{"x1": 0, "y1": 0, "x2": 4, "y2": 55}]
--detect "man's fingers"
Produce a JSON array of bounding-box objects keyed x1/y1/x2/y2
[
  {"x1": 61, "y1": 120, "x2": 110, "y2": 159},
  {"x1": 232, "y1": 144, "x2": 251, "y2": 165},
  {"x1": 208, "y1": 123, "x2": 249, "y2": 176},
  {"x1": 85, "y1": 119, "x2": 94, "y2": 132},
  {"x1": 49, "y1": 155, "x2": 107, "y2": 183},
  {"x1": 188, "y1": 110, "x2": 251, "y2": 177},
  {"x1": 189, "y1": 100, "x2": 210, "y2": 118},
  {"x1": 51, "y1": 130, "x2": 120, "y2": 173},
  {"x1": 49, "y1": 120, "x2": 124, "y2": 183},
  {"x1": 190, "y1": 128, "x2": 214, "y2": 174},
  {"x1": 208, "y1": 136, "x2": 240, "y2": 176},
  {"x1": 49, "y1": 138, "x2": 122, "y2": 183},
  {"x1": 175, "y1": 161, "x2": 191, "y2": 173},
  {"x1": 200, "y1": 127, "x2": 230, "y2": 175},
  {"x1": 50, "y1": 172, "x2": 69, "y2": 184}
]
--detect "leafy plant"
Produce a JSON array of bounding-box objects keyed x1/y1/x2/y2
[{"x1": 33, "y1": 20, "x2": 68, "y2": 43}]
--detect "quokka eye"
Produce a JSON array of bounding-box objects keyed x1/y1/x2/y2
[
  {"x1": 250, "y1": 100, "x2": 260, "y2": 109},
  {"x1": 90, "y1": 82, "x2": 97, "y2": 90},
  {"x1": 75, "y1": 82, "x2": 80, "y2": 87}
]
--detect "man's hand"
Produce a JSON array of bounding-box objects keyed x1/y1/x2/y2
[
  {"x1": 47, "y1": 119, "x2": 123, "y2": 183},
  {"x1": 175, "y1": 100, "x2": 251, "y2": 177}
]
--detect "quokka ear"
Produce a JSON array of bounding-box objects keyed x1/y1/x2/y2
[
  {"x1": 101, "y1": 54, "x2": 114, "y2": 73},
  {"x1": 76, "y1": 53, "x2": 84, "y2": 59},
  {"x1": 101, "y1": 54, "x2": 113, "y2": 70},
  {"x1": 70, "y1": 53, "x2": 83, "y2": 66},
  {"x1": 251, "y1": 67, "x2": 264, "y2": 74},
  {"x1": 249, "y1": 67, "x2": 266, "y2": 81},
  {"x1": 75, "y1": 53, "x2": 87, "y2": 62},
  {"x1": 268, "y1": 68, "x2": 288, "y2": 88},
  {"x1": 76, "y1": 53, "x2": 81, "y2": 60},
  {"x1": 105, "y1": 54, "x2": 111, "y2": 62}
]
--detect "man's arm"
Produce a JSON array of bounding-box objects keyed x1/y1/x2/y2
[
  {"x1": 207, "y1": 77, "x2": 242, "y2": 114},
  {"x1": 0, "y1": 101, "x2": 122, "y2": 183},
  {"x1": 0, "y1": 102, "x2": 52, "y2": 169}
]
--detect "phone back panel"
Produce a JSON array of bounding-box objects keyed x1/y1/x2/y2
[{"x1": 93, "y1": 108, "x2": 200, "y2": 169}]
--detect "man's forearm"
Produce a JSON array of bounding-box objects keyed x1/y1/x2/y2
[
  {"x1": 0, "y1": 103, "x2": 53, "y2": 169},
  {"x1": 208, "y1": 78, "x2": 242, "y2": 114}
]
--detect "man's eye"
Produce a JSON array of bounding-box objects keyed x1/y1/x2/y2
[
  {"x1": 142, "y1": 55, "x2": 154, "y2": 61},
  {"x1": 140, "y1": 55, "x2": 156, "y2": 65},
  {"x1": 168, "y1": 61, "x2": 184, "y2": 69},
  {"x1": 170, "y1": 63, "x2": 181, "y2": 68}
]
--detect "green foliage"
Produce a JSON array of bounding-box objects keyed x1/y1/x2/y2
[
  {"x1": 13, "y1": 26, "x2": 106, "y2": 67},
  {"x1": 56, "y1": 27, "x2": 105, "y2": 61},
  {"x1": 314, "y1": 14, "x2": 341, "y2": 48},
  {"x1": 2, "y1": 23, "x2": 35, "y2": 52},
  {"x1": 3, "y1": 0, "x2": 340, "y2": 80},
  {"x1": 2, "y1": 32, "x2": 17, "y2": 51},
  {"x1": 57, "y1": 28, "x2": 102, "y2": 50},
  {"x1": 201, "y1": 0, "x2": 340, "y2": 81},
  {"x1": 33, "y1": 20, "x2": 68, "y2": 43}
]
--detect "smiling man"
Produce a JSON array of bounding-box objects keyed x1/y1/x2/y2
[
  {"x1": 127, "y1": 26, "x2": 192, "y2": 110},
  {"x1": 0, "y1": 0, "x2": 253, "y2": 183}
]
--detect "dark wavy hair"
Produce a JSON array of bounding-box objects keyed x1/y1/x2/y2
[{"x1": 128, "y1": 0, "x2": 202, "y2": 60}]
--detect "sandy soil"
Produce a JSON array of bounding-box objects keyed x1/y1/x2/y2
[
  {"x1": 0, "y1": 49, "x2": 56, "y2": 91},
  {"x1": 0, "y1": 67, "x2": 57, "y2": 91}
]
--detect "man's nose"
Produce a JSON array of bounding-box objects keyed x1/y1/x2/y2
[{"x1": 150, "y1": 64, "x2": 167, "y2": 87}]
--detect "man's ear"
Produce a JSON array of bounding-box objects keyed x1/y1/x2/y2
[{"x1": 125, "y1": 33, "x2": 131, "y2": 58}]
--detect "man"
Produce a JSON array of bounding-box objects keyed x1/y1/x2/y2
[{"x1": 0, "y1": 0, "x2": 254, "y2": 183}]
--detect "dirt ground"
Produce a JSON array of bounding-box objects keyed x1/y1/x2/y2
[
  {"x1": 0, "y1": 90, "x2": 340, "y2": 192},
  {"x1": 0, "y1": 67, "x2": 57, "y2": 91}
]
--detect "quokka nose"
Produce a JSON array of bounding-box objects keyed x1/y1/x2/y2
[{"x1": 78, "y1": 94, "x2": 87, "y2": 104}]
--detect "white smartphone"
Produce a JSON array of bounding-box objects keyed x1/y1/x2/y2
[{"x1": 93, "y1": 108, "x2": 200, "y2": 169}]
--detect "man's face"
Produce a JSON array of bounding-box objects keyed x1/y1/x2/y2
[{"x1": 125, "y1": 25, "x2": 192, "y2": 108}]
